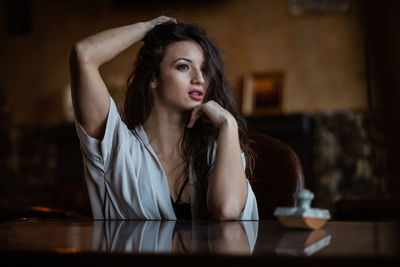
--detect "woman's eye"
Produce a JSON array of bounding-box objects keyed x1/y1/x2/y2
[{"x1": 177, "y1": 64, "x2": 189, "y2": 71}]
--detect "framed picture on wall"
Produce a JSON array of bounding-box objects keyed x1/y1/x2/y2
[{"x1": 242, "y1": 72, "x2": 284, "y2": 116}]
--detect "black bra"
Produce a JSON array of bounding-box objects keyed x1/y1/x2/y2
[{"x1": 171, "y1": 177, "x2": 192, "y2": 220}]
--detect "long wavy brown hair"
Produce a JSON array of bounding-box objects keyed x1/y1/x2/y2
[{"x1": 124, "y1": 22, "x2": 254, "y2": 190}]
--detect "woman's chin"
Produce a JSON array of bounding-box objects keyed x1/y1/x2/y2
[{"x1": 182, "y1": 103, "x2": 201, "y2": 111}]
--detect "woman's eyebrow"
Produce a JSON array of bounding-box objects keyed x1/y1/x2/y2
[{"x1": 173, "y1": 57, "x2": 192, "y2": 63}]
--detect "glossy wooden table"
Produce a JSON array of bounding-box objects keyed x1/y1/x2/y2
[{"x1": 0, "y1": 220, "x2": 398, "y2": 266}]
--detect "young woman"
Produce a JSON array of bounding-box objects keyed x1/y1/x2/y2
[{"x1": 69, "y1": 16, "x2": 258, "y2": 220}]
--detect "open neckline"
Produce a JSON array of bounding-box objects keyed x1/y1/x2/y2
[
  {"x1": 171, "y1": 177, "x2": 189, "y2": 204},
  {"x1": 137, "y1": 125, "x2": 191, "y2": 208}
]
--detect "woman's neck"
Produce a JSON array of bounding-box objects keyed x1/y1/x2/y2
[{"x1": 143, "y1": 106, "x2": 187, "y2": 157}]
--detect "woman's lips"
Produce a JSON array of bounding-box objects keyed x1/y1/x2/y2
[{"x1": 189, "y1": 89, "x2": 203, "y2": 101}]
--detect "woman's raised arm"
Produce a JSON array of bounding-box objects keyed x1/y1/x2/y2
[{"x1": 69, "y1": 16, "x2": 175, "y2": 140}]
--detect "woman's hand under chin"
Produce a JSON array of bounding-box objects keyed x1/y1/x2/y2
[{"x1": 186, "y1": 101, "x2": 237, "y2": 130}]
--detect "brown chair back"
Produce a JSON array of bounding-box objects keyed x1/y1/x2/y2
[{"x1": 248, "y1": 132, "x2": 304, "y2": 220}]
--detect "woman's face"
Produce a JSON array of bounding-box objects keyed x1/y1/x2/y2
[{"x1": 153, "y1": 41, "x2": 208, "y2": 112}]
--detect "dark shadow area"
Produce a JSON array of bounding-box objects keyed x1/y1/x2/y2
[{"x1": 0, "y1": 123, "x2": 92, "y2": 219}]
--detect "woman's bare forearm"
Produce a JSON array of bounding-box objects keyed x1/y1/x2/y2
[
  {"x1": 73, "y1": 22, "x2": 151, "y2": 68},
  {"x1": 73, "y1": 16, "x2": 175, "y2": 67},
  {"x1": 187, "y1": 101, "x2": 248, "y2": 220},
  {"x1": 207, "y1": 118, "x2": 248, "y2": 220}
]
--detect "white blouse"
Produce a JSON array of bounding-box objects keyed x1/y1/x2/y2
[{"x1": 75, "y1": 97, "x2": 259, "y2": 220}]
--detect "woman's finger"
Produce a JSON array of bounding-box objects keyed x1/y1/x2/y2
[
  {"x1": 153, "y1": 16, "x2": 177, "y2": 26},
  {"x1": 201, "y1": 115, "x2": 212, "y2": 123},
  {"x1": 187, "y1": 105, "x2": 204, "y2": 128}
]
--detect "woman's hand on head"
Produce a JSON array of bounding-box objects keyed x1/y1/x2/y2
[
  {"x1": 146, "y1": 16, "x2": 177, "y2": 30},
  {"x1": 187, "y1": 101, "x2": 237, "y2": 129}
]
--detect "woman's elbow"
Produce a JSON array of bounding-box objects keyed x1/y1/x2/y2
[
  {"x1": 70, "y1": 41, "x2": 95, "y2": 67},
  {"x1": 209, "y1": 202, "x2": 243, "y2": 221}
]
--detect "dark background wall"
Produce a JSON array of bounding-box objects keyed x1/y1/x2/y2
[{"x1": 0, "y1": 0, "x2": 367, "y2": 125}]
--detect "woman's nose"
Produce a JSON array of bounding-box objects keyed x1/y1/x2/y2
[{"x1": 192, "y1": 68, "x2": 205, "y2": 85}]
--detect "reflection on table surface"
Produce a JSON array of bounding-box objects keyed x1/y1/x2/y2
[
  {"x1": 0, "y1": 220, "x2": 397, "y2": 257},
  {"x1": 94, "y1": 220, "x2": 257, "y2": 255}
]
